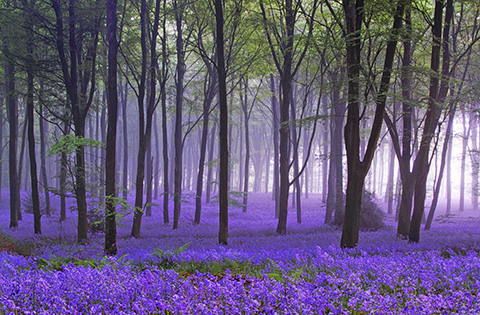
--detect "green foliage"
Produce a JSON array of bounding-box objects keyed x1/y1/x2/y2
[
  {"x1": 36, "y1": 254, "x2": 131, "y2": 271},
  {"x1": 151, "y1": 243, "x2": 191, "y2": 269},
  {"x1": 205, "y1": 158, "x2": 219, "y2": 168},
  {"x1": 47, "y1": 134, "x2": 104, "y2": 157},
  {"x1": 210, "y1": 191, "x2": 246, "y2": 208}
]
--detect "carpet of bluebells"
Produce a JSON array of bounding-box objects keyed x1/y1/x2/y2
[{"x1": 1, "y1": 191, "x2": 480, "y2": 314}]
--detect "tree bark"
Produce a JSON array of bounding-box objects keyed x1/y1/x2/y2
[
  {"x1": 270, "y1": 75, "x2": 280, "y2": 218},
  {"x1": 425, "y1": 105, "x2": 455, "y2": 230},
  {"x1": 39, "y1": 101, "x2": 51, "y2": 217},
  {"x1": 120, "y1": 78, "x2": 129, "y2": 200},
  {"x1": 105, "y1": 0, "x2": 118, "y2": 256},
  {"x1": 241, "y1": 78, "x2": 250, "y2": 213},
  {"x1": 341, "y1": 0, "x2": 404, "y2": 248},
  {"x1": 26, "y1": 23, "x2": 41, "y2": 234},
  {"x1": 160, "y1": 0, "x2": 169, "y2": 223},
  {"x1": 52, "y1": 0, "x2": 99, "y2": 243},
  {"x1": 131, "y1": 0, "x2": 160, "y2": 237},
  {"x1": 206, "y1": 123, "x2": 216, "y2": 204},
  {"x1": 215, "y1": 0, "x2": 228, "y2": 245},
  {"x1": 5, "y1": 42, "x2": 19, "y2": 228},
  {"x1": 409, "y1": 0, "x2": 452, "y2": 243},
  {"x1": 173, "y1": 0, "x2": 185, "y2": 230}
]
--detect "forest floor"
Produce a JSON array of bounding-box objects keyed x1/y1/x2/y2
[{"x1": 1, "y1": 190, "x2": 480, "y2": 314}]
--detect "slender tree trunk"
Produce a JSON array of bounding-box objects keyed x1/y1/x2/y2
[
  {"x1": 160, "y1": 1, "x2": 169, "y2": 223},
  {"x1": 321, "y1": 100, "x2": 329, "y2": 203},
  {"x1": 446, "y1": 131, "x2": 452, "y2": 214},
  {"x1": 275, "y1": 0, "x2": 295, "y2": 234},
  {"x1": 460, "y1": 107, "x2": 467, "y2": 212},
  {"x1": 145, "y1": 144, "x2": 153, "y2": 217},
  {"x1": 105, "y1": 0, "x2": 118, "y2": 256},
  {"x1": 26, "y1": 38, "x2": 41, "y2": 234},
  {"x1": 270, "y1": 75, "x2": 280, "y2": 218},
  {"x1": 52, "y1": 0, "x2": 99, "y2": 243},
  {"x1": 39, "y1": 102, "x2": 51, "y2": 217},
  {"x1": 241, "y1": 78, "x2": 250, "y2": 213},
  {"x1": 131, "y1": 0, "x2": 159, "y2": 237},
  {"x1": 386, "y1": 140, "x2": 395, "y2": 214},
  {"x1": 290, "y1": 86, "x2": 301, "y2": 223},
  {"x1": 60, "y1": 122, "x2": 69, "y2": 222},
  {"x1": 265, "y1": 145, "x2": 270, "y2": 193},
  {"x1": 215, "y1": 0, "x2": 228, "y2": 245},
  {"x1": 409, "y1": 0, "x2": 452, "y2": 243},
  {"x1": 121, "y1": 78, "x2": 129, "y2": 200},
  {"x1": 471, "y1": 111, "x2": 478, "y2": 210},
  {"x1": 5, "y1": 56, "x2": 19, "y2": 228},
  {"x1": 425, "y1": 105, "x2": 455, "y2": 230},
  {"x1": 206, "y1": 123, "x2": 216, "y2": 204},
  {"x1": 173, "y1": 0, "x2": 185, "y2": 230},
  {"x1": 154, "y1": 111, "x2": 160, "y2": 200},
  {"x1": 100, "y1": 101, "x2": 107, "y2": 200},
  {"x1": 16, "y1": 114, "x2": 28, "y2": 221}
]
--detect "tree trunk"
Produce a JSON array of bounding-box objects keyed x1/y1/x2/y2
[
  {"x1": 173, "y1": 0, "x2": 185, "y2": 230},
  {"x1": 321, "y1": 100, "x2": 329, "y2": 203},
  {"x1": 205, "y1": 123, "x2": 216, "y2": 204},
  {"x1": 215, "y1": 0, "x2": 228, "y2": 245},
  {"x1": 145, "y1": 144, "x2": 153, "y2": 217},
  {"x1": 5, "y1": 46, "x2": 19, "y2": 228},
  {"x1": 460, "y1": 107, "x2": 467, "y2": 212},
  {"x1": 290, "y1": 86, "x2": 301, "y2": 223},
  {"x1": 17, "y1": 116, "x2": 27, "y2": 220},
  {"x1": 131, "y1": 0, "x2": 159, "y2": 237},
  {"x1": 446, "y1": 131, "x2": 452, "y2": 214},
  {"x1": 386, "y1": 140, "x2": 395, "y2": 215},
  {"x1": 160, "y1": 0, "x2": 169, "y2": 223},
  {"x1": 409, "y1": 0, "x2": 452, "y2": 243},
  {"x1": 121, "y1": 78, "x2": 129, "y2": 200},
  {"x1": 193, "y1": 71, "x2": 215, "y2": 224},
  {"x1": 341, "y1": 0, "x2": 404, "y2": 248},
  {"x1": 59, "y1": 122, "x2": 69, "y2": 222},
  {"x1": 471, "y1": 111, "x2": 478, "y2": 210},
  {"x1": 52, "y1": 0, "x2": 99, "y2": 243},
  {"x1": 275, "y1": 0, "x2": 295, "y2": 234},
  {"x1": 26, "y1": 31, "x2": 41, "y2": 234},
  {"x1": 154, "y1": 111, "x2": 160, "y2": 201},
  {"x1": 270, "y1": 75, "x2": 280, "y2": 218},
  {"x1": 425, "y1": 105, "x2": 455, "y2": 230},
  {"x1": 104, "y1": 0, "x2": 118, "y2": 256},
  {"x1": 39, "y1": 102, "x2": 51, "y2": 217},
  {"x1": 241, "y1": 78, "x2": 250, "y2": 213}
]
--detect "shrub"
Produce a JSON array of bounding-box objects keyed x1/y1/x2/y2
[
  {"x1": 333, "y1": 191, "x2": 385, "y2": 231},
  {"x1": 22, "y1": 191, "x2": 47, "y2": 216}
]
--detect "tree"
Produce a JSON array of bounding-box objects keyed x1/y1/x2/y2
[
  {"x1": 130, "y1": 0, "x2": 161, "y2": 237},
  {"x1": 24, "y1": 0, "x2": 41, "y2": 234},
  {"x1": 260, "y1": 0, "x2": 318, "y2": 234},
  {"x1": 104, "y1": 0, "x2": 118, "y2": 256},
  {"x1": 4, "y1": 25, "x2": 19, "y2": 229},
  {"x1": 340, "y1": 0, "x2": 405, "y2": 248},
  {"x1": 173, "y1": 0, "x2": 186, "y2": 230},
  {"x1": 52, "y1": 0, "x2": 101, "y2": 243},
  {"x1": 215, "y1": 0, "x2": 228, "y2": 245},
  {"x1": 192, "y1": 15, "x2": 218, "y2": 223}
]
